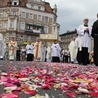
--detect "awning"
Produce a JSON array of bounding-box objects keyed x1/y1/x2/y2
[
  {"x1": 33, "y1": 24, "x2": 44, "y2": 28},
  {"x1": 26, "y1": 23, "x2": 43, "y2": 27},
  {"x1": 26, "y1": 23, "x2": 33, "y2": 26}
]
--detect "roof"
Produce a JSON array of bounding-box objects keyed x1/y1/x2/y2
[
  {"x1": 45, "y1": 2, "x2": 54, "y2": 13},
  {"x1": 0, "y1": 0, "x2": 55, "y2": 14},
  {"x1": 59, "y1": 29, "x2": 77, "y2": 36},
  {"x1": 0, "y1": 0, "x2": 27, "y2": 7}
]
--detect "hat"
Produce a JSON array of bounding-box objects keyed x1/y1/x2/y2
[{"x1": 84, "y1": 18, "x2": 89, "y2": 21}]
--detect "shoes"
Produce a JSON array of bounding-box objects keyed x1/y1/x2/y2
[
  {"x1": 71, "y1": 61, "x2": 74, "y2": 64},
  {"x1": 0, "y1": 58, "x2": 3, "y2": 60}
]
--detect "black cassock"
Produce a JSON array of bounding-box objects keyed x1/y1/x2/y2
[{"x1": 91, "y1": 20, "x2": 98, "y2": 66}]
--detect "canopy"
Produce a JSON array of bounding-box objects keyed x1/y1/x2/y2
[{"x1": 39, "y1": 34, "x2": 60, "y2": 42}]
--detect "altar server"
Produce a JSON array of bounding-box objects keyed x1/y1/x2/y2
[
  {"x1": 26, "y1": 42, "x2": 34, "y2": 61},
  {"x1": 51, "y1": 40, "x2": 61, "y2": 62}
]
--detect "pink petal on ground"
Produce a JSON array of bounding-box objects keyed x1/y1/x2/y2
[
  {"x1": 0, "y1": 93, "x2": 18, "y2": 98},
  {"x1": 90, "y1": 92, "x2": 98, "y2": 97},
  {"x1": 66, "y1": 92, "x2": 75, "y2": 98},
  {"x1": 42, "y1": 83, "x2": 51, "y2": 89},
  {"x1": 0, "y1": 76, "x2": 8, "y2": 82},
  {"x1": 78, "y1": 74, "x2": 86, "y2": 79},
  {"x1": 23, "y1": 89, "x2": 37, "y2": 95},
  {"x1": 4, "y1": 83, "x2": 15, "y2": 87}
]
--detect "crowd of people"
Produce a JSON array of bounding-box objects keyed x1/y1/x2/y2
[
  {"x1": 0, "y1": 33, "x2": 94, "y2": 65},
  {"x1": 0, "y1": 13, "x2": 98, "y2": 66},
  {"x1": 67, "y1": 13, "x2": 98, "y2": 66}
]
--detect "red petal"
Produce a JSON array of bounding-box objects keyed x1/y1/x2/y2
[
  {"x1": 23, "y1": 89, "x2": 36, "y2": 95},
  {"x1": 0, "y1": 93, "x2": 18, "y2": 98},
  {"x1": 78, "y1": 74, "x2": 86, "y2": 79},
  {"x1": 66, "y1": 92, "x2": 75, "y2": 98},
  {"x1": 42, "y1": 84, "x2": 51, "y2": 89},
  {"x1": 4, "y1": 83, "x2": 14, "y2": 87},
  {"x1": 90, "y1": 92, "x2": 98, "y2": 97}
]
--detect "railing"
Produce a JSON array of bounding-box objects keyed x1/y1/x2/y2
[{"x1": 25, "y1": 29, "x2": 41, "y2": 33}]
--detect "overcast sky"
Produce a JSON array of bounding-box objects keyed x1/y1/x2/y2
[{"x1": 44, "y1": 0, "x2": 98, "y2": 34}]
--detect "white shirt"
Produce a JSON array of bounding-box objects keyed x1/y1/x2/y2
[
  {"x1": 51, "y1": 43, "x2": 61, "y2": 57},
  {"x1": 26, "y1": 44, "x2": 34, "y2": 54},
  {"x1": 77, "y1": 24, "x2": 92, "y2": 52}
]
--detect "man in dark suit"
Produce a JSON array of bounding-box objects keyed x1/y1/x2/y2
[{"x1": 91, "y1": 13, "x2": 98, "y2": 66}]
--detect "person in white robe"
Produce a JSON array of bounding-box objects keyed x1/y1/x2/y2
[
  {"x1": 8, "y1": 37, "x2": 17, "y2": 60},
  {"x1": 26, "y1": 42, "x2": 34, "y2": 61},
  {"x1": 34, "y1": 38, "x2": 42, "y2": 61},
  {"x1": 4, "y1": 43, "x2": 9, "y2": 60},
  {"x1": 77, "y1": 18, "x2": 92, "y2": 65},
  {"x1": 46, "y1": 43, "x2": 51, "y2": 62},
  {"x1": 61, "y1": 48, "x2": 69, "y2": 63},
  {"x1": 21, "y1": 46, "x2": 26, "y2": 61},
  {"x1": 0, "y1": 33, "x2": 6, "y2": 60},
  {"x1": 68, "y1": 37, "x2": 77, "y2": 63},
  {"x1": 51, "y1": 40, "x2": 61, "y2": 62},
  {"x1": 75, "y1": 35, "x2": 79, "y2": 63},
  {"x1": 42, "y1": 44, "x2": 47, "y2": 62}
]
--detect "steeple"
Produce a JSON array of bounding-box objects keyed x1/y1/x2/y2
[{"x1": 53, "y1": 4, "x2": 57, "y2": 14}]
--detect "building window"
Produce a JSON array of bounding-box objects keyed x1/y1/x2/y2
[
  {"x1": 37, "y1": 0, "x2": 41, "y2": 2},
  {"x1": 14, "y1": 2, "x2": 17, "y2": 5},
  {"x1": 3, "y1": 34, "x2": 6, "y2": 41},
  {"x1": 21, "y1": 12, "x2": 25, "y2": 18},
  {"x1": 27, "y1": 36, "x2": 31, "y2": 41},
  {"x1": 54, "y1": 17, "x2": 56, "y2": 23},
  {"x1": 9, "y1": 32, "x2": 14, "y2": 41},
  {"x1": 38, "y1": 6, "x2": 41, "y2": 10},
  {"x1": 30, "y1": 26, "x2": 33, "y2": 30},
  {"x1": 4, "y1": 11, "x2": 8, "y2": 17},
  {"x1": 31, "y1": 5, "x2": 34, "y2": 9},
  {"x1": 10, "y1": 20, "x2": 14, "y2": 28},
  {"x1": 13, "y1": 11, "x2": 17, "y2": 15},
  {"x1": 20, "y1": 35, "x2": 24, "y2": 41},
  {"x1": 0, "y1": 12, "x2": 2, "y2": 18},
  {"x1": 27, "y1": 25, "x2": 33, "y2": 30},
  {"x1": 4, "y1": 21, "x2": 7, "y2": 29},
  {"x1": 0, "y1": 22, "x2": 2, "y2": 28},
  {"x1": 29, "y1": 13, "x2": 33, "y2": 19},
  {"x1": 37, "y1": 15, "x2": 42, "y2": 21},
  {"x1": 20, "y1": 22, "x2": 25, "y2": 30},
  {"x1": 54, "y1": 27, "x2": 55, "y2": 33},
  {"x1": 44, "y1": 26, "x2": 48, "y2": 33},
  {"x1": 45, "y1": 16, "x2": 48, "y2": 22}
]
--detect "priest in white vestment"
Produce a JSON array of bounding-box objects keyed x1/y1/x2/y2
[
  {"x1": 41, "y1": 44, "x2": 47, "y2": 62},
  {"x1": 34, "y1": 38, "x2": 42, "y2": 61},
  {"x1": 68, "y1": 37, "x2": 77, "y2": 63},
  {"x1": 8, "y1": 37, "x2": 17, "y2": 60},
  {"x1": 46, "y1": 43, "x2": 51, "y2": 62},
  {"x1": 0, "y1": 33, "x2": 6, "y2": 60},
  {"x1": 51, "y1": 40, "x2": 61, "y2": 62},
  {"x1": 77, "y1": 18, "x2": 92, "y2": 65}
]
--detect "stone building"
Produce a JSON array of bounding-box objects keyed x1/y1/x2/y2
[
  {"x1": 0, "y1": 0, "x2": 60, "y2": 45},
  {"x1": 59, "y1": 30, "x2": 77, "y2": 49}
]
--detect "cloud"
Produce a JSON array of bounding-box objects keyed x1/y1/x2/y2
[{"x1": 44, "y1": 0, "x2": 98, "y2": 34}]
